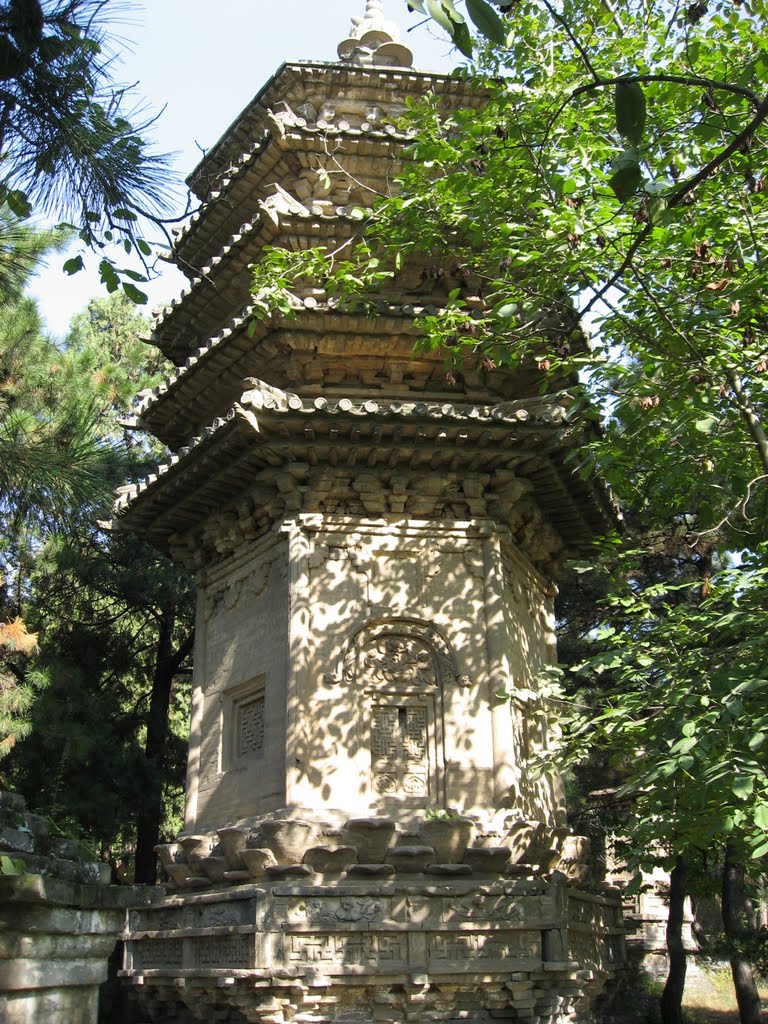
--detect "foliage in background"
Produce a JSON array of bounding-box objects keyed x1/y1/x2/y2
[
  {"x1": 251, "y1": 0, "x2": 768, "y2": 1017},
  {"x1": 0, "y1": 237, "x2": 194, "y2": 872},
  {"x1": 0, "y1": 0, "x2": 181, "y2": 300}
]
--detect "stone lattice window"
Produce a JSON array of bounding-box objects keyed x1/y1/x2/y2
[
  {"x1": 223, "y1": 676, "x2": 266, "y2": 768},
  {"x1": 372, "y1": 703, "x2": 429, "y2": 796},
  {"x1": 237, "y1": 694, "x2": 265, "y2": 757}
]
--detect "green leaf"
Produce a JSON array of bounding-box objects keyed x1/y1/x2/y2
[
  {"x1": 451, "y1": 19, "x2": 474, "y2": 57},
  {"x1": 608, "y1": 151, "x2": 643, "y2": 202},
  {"x1": 466, "y1": 0, "x2": 507, "y2": 44},
  {"x1": 732, "y1": 776, "x2": 754, "y2": 800},
  {"x1": 63, "y1": 255, "x2": 84, "y2": 275},
  {"x1": 440, "y1": 0, "x2": 466, "y2": 22},
  {"x1": 694, "y1": 415, "x2": 719, "y2": 434},
  {"x1": 497, "y1": 302, "x2": 519, "y2": 318},
  {"x1": 426, "y1": 0, "x2": 459, "y2": 35},
  {"x1": 7, "y1": 189, "x2": 31, "y2": 219},
  {"x1": 0, "y1": 855, "x2": 25, "y2": 875},
  {"x1": 754, "y1": 804, "x2": 768, "y2": 830},
  {"x1": 122, "y1": 282, "x2": 148, "y2": 304},
  {"x1": 749, "y1": 732, "x2": 765, "y2": 752},
  {"x1": 615, "y1": 81, "x2": 646, "y2": 147},
  {"x1": 407, "y1": 0, "x2": 427, "y2": 12},
  {"x1": 670, "y1": 736, "x2": 697, "y2": 754}
]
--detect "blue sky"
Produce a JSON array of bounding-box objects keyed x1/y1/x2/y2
[{"x1": 29, "y1": 1, "x2": 457, "y2": 337}]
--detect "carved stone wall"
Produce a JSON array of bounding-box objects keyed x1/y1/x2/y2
[
  {"x1": 0, "y1": 789, "x2": 159, "y2": 1024},
  {"x1": 182, "y1": 515, "x2": 565, "y2": 834},
  {"x1": 187, "y1": 534, "x2": 290, "y2": 832}
]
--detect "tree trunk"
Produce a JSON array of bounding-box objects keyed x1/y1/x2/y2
[
  {"x1": 660, "y1": 855, "x2": 688, "y2": 1024},
  {"x1": 133, "y1": 608, "x2": 194, "y2": 884},
  {"x1": 722, "y1": 843, "x2": 764, "y2": 1024}
]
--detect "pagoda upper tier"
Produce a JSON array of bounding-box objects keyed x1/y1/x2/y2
[
  {"x1": 117, "y1": 11, "x2": 616, "y2": 578},
  {"x1": 156, "y1": 63, "x2": 486, "y2": 363}
]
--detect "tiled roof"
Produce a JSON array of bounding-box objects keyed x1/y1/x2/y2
[
  {"x1": 136, "y1": 300, "x2": 557, "y2": 450},
  {"x1": 116, "y1": 382, "x2": 616, "y2": 571}
]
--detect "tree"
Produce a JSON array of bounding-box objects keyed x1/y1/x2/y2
[
  {"x1": 0, "y1": 0, "x2": 179, "y2": 300},
  {"x1": 250, "y1": 1, "x2": 768, "y2": 1018},
  {"x1": 394, "y1": 3, "x2": 768, "y2": 1019},
  {"x1": 0, "y1": 286, "x2": 195, "y2": 877},
  {"x1": 0, "y1": 211, "x2": 111, "y2": 761}
]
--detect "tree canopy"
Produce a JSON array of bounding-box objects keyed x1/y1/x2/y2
[
  {"x1": 250, "y1": 1, "x2": 768, "y2": 1017},
  {"x1": 0, "y1": 0, "x2": 179, "y2": 300}
]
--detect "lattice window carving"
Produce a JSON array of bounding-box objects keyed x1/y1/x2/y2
[
  {"x1": 223, "y1": 675, "x2": 266, "y2": 768},
  {"x1": 372, "y1": 703, "x2": 429, "y2": 796},
  {"x1": 237, "y1": 694, "x2": 265, "y2": 757}
]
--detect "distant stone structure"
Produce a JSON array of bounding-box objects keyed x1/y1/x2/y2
[
  {"x1": 0, "y1": 790, "x2": 157, "y2": 1024},
  {"x1": 116, "y1": 3, "x2": 623, "y2": 1021}
]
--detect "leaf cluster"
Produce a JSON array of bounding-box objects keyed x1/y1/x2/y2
[{"x1": 0, "y1": 0, "x2": 179, "y2": 301}]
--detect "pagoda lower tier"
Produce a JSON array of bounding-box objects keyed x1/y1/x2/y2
[{"x1": 118, "y1": 380, "x2": 613, "y2": 575}]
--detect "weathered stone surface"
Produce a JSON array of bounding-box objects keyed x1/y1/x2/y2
[
  {"x1": 388, "y1": 845, "x2": 434, "y2": 873},
  {"x1": 341, "y1": 819, "x2": 396, "y2": 863},
  {"x1": 201, "y1": 855, "x2": 227, "y2": 882},
  {"x1": 0, "y1": 871, "x2": 159, "y2": 1024},
  {"x1": 463, "y1": 845, "x2": 512, "y2": 873},
  {"x1": 241, "y1": 847, "x2": 278, "y2": 878},
  {"x1": 216, "y1": 826, "x2": 249, "y2": 869},
  {"x1": 0, "y1": 826, "x2": 34, "y2": 854},
  {"x1": 421, "y1": 817, "x2": 475, "y2": 863},
  {"x1": 113, "y1": 7, "x2": 624, "y2": 1023},
  {"x1": 121, "y1": 875, "x2": 624, "y2": 1022},
  {"x1": 259, "y1": 820, "x2": 317, "y2": 864},
  {"x1": 346, "y1": 863, "x2": 395, "y2": 878},
  {"x1": 303, "y1": 845, "x2": 357, "y2": 874}
]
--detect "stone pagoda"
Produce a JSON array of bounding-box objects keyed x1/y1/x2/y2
[{"x1": 116, "y1": 3, "x2": 624, "y2": 1021}]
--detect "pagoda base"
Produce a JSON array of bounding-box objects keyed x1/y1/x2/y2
[{"x1": 122, "y1": 874, "x2": 624, "y2": 1023}]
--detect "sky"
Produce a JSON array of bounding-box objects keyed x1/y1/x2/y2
[{"x1": 29, "y1": 0, "x2": 457, "y2": 338}]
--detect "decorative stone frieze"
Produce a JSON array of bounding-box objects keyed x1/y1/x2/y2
[{"x1": 123, "y1": 873, "x2": 623, "y2": 1023}]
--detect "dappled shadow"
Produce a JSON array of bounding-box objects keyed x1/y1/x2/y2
[{"x1": 184, "y1": 511, "x2": 566, "y2": 841}]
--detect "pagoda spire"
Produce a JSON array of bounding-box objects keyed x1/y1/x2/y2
[{"x1": 338, "y1": 0, "x2": 414, "y2": 67}]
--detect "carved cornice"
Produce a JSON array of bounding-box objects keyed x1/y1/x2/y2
[
  {"x1": 114, "y1": 381, "x2": 615, "y2": 573},
  {"x1": 174, "y1": 121, "x2": 409, "y2": 284},
  {"x1": 136, "y1": 302, "x2": 563, "y2": 450},
  {"x1": 185, "y1": 63, "x2": 484, "y2": 203}
]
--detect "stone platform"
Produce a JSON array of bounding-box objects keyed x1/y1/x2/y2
[{"x1": 123, "y1": 872, "x2": 624, "y2": 1023}]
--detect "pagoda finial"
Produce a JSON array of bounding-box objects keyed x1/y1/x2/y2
[
  {"x1": 349, "y1": 0, "x2": 389, "y2": 40},
  {"x1": 338, "y1": 0, "x2": 414, "y2": 68}
]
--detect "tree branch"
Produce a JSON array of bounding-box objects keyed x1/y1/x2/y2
[{"x1": 571, "y1": 74, "x2": 761, "y2": 109}]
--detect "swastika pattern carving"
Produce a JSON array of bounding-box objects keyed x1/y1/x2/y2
[
  {"x1": 372, "y1": 704, "x2": 429, "y2": 796},
  {"x1": 132, "y1": 938, "x2": 184, "y2": 968},
  {"x1": 428, "y1": 931, "x2": 539, "y2": 963},
  {"x1": 194, "y1": 935, "x2": 253, "y2": 968},
  {"x1": 287, "y1": 933, "x2": 406, "y2": 967}
]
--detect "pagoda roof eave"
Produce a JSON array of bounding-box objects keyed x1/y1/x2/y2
[
  {"x1": 138, "y1": 301, "x2": 462, "y2": 448},
  {"x1": 186, "y1": 61, "x2": 485, "y2": 199},
  {"x1": 155, "y1": 205, "x2": 366, "y2": 360},
  {"x1": 175, "y1": 121, "x2": 409, "y2": 274},
  {"x1": 116, "y1": 382, "x2": 617, "y2": 572}
]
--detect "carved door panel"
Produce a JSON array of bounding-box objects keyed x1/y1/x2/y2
[{"x1": 371, "y1": 702, "x2": 431, "y2": 798}]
